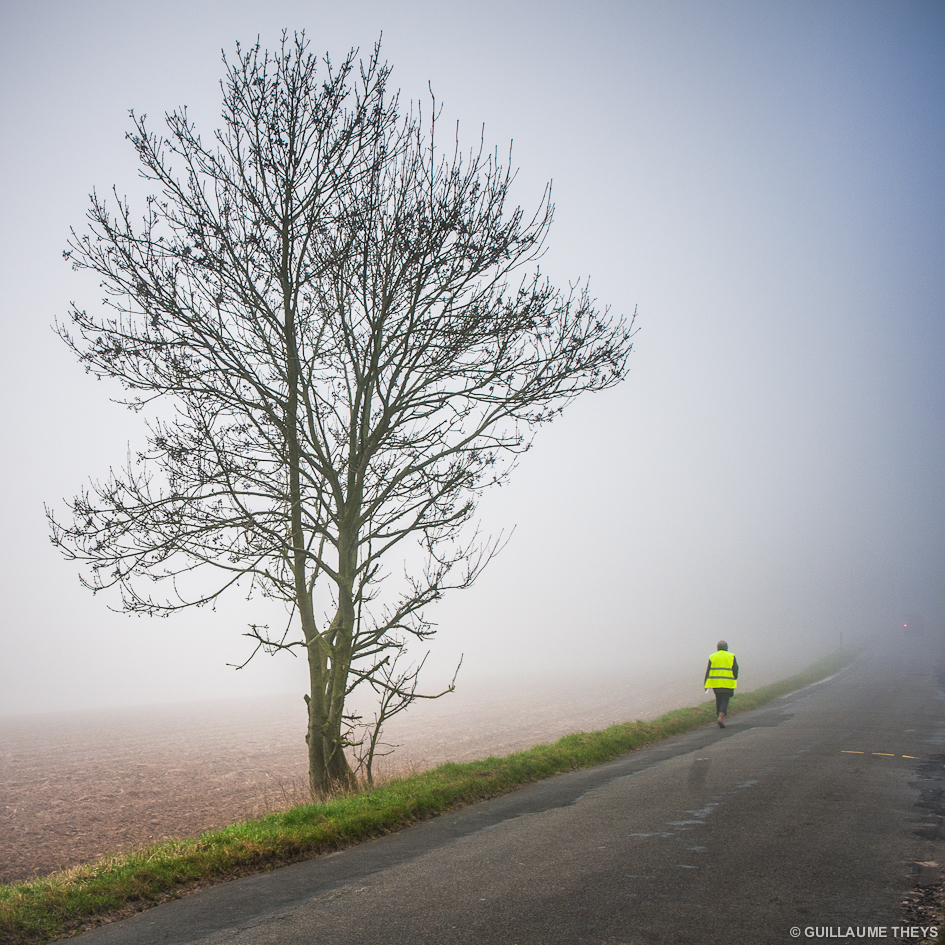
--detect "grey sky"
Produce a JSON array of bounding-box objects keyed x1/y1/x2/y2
[{"x1": 1, "y1": 0, "x2": 943, "y2": 715}]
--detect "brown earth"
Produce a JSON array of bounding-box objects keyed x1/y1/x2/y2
[{"x1": 0, "y1": 674, "x2": 701, "y2": 885}]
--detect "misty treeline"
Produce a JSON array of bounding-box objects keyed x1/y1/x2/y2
[{"x1": 48, "y1": 33, "x2": 634, "y2": 795}]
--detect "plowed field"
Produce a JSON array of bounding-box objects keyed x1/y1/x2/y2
[{"x1": 0, "y1": 675, "x2": 697, "y2": 884}]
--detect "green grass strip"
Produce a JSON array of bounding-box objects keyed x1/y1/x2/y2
[{"x1": 0, "y1": 650, "x2": 852, "y2": 944}]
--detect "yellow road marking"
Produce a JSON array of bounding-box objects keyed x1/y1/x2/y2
[{"x1": 840, "y1": 751, "x2": 921, "y2": 759}]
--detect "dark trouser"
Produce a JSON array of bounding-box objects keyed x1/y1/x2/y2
[{"x1": 713, "y1": 689, "x2": 732, "y2": 715}]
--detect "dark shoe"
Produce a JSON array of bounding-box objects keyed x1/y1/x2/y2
[{"x1": 717, "y1": 713, "x2": 726, "y2": 728}]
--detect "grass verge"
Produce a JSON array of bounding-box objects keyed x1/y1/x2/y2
[{"x1": 0, "y1": 650, "x2": 852, "y2": 944}]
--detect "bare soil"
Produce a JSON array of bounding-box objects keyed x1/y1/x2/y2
[{"x1": 0, "y1": 674, "x2": 698, "y2": 885}]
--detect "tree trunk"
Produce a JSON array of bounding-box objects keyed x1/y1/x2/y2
[
  {"x1": 305, "y1": 610, "x2": 356, "y2": 795},
  {"x1": 303, "y1": 525, "x2": 358, "y2": 796},
  {"x1": 305, "y1": 664, "x2": 353, "y2": 794}
]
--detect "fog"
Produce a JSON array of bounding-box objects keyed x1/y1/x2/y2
[{"x1": 1, "y1": 1, "x2": 943, "y2": 722}]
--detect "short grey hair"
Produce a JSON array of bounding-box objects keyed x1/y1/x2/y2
[{"x1": 716, "y1": 640, "x2": 728, "y2": 651}]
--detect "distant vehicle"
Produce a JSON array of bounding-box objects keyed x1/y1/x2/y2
[{"x1": 901, "y1": 614, "x2": 928, "y2": 633}]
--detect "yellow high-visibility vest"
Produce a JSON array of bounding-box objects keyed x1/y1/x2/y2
[{"x1": 707, "y1": 650, "x2": 737, "y2": 689}]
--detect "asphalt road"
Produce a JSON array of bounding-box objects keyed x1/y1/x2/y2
[{"x1": 67, "y1": 632, "x2": 945, "y2": 945}]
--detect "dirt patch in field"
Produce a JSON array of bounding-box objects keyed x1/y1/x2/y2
[
  {"x1": 0, "y1": 674, "x2": 699, "y2": 884},
  {"x1": 0, "y1": 695, "x2": 309, "y2": 883}
]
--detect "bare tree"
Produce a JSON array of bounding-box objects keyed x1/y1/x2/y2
[{"x1": 48, "y1": 33, "x2": 635, "y2": 795}]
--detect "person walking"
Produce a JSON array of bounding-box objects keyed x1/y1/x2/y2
[{"x1": 705, "y1": 640, "x2": 738, "y2": 728}]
